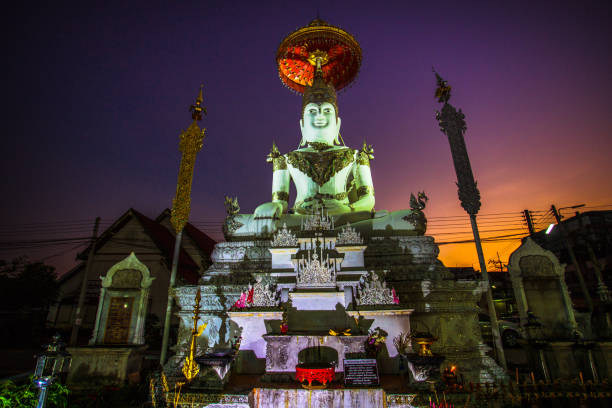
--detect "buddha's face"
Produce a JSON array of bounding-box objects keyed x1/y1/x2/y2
[{"x1": 300, "y1": 102, "x2": 341, "y2": 146}]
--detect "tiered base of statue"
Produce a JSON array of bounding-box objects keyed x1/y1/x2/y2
[{"x1": 160, "y1": 210, "x2": 505, "y2": 407}]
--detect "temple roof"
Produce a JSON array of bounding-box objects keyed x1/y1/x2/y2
[{"x1": 72, "y1": 208, "x2": 216, "y2": 284}]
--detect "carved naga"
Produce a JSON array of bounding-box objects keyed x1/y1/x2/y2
[{"x1": 403, "y1": 191, "x2": 428, "y2": 234}]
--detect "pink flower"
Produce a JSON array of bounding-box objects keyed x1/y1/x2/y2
[
  {"x1": 233, "y1": 292, "x2": 247, "y2": 309},
  {"x1": 392, "y1": 288, "x2": 400, "y2": 304}
]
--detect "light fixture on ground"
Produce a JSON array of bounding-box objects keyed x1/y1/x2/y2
[{"x1": 33, "y1": 334, "x2": 71, "y2": 408}]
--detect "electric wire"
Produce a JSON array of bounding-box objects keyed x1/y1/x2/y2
[{"x1": 2, "y1": 205, "x2": 609, "y2": 266}]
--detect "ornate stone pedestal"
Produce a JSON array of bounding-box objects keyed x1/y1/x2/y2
[
  {"x1": 263, "y1": 334, "x2": 367, "y2": 375},
  {"x1": 66, "y1": 345, "x2": 147, "y2": 387},
  {"x1": 170, "y1": 232, "x2": 505, "y2": 383},
  {"x1": 405, "y1": 354, "x2": 445, "y2": 383},
  {"x1": 250, "y1": 388, "x2": 388, "y2": 408}
]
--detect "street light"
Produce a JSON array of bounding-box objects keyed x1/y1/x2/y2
[
  {"x1": 33, "y1": 334, "x2": 71, "y2": 408},
  {"x1": 558, "y1": 204, "x2": 586, "y2": 217},
  {"x1": 546, "y1": 204, "x2": 585, "y2": 235}
]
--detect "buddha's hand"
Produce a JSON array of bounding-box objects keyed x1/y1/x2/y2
[{"x1": 254, "y1": 201, "x2": 283, "y2": 219}]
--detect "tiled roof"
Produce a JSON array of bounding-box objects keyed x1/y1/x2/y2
[
  {"x1": 74, "y1": 208, "x2": 206, "y2": 284},
  {"x1": 131, "y1": 210, "x2": 200, "y2": 284},
  {"x1": 184, "y1": 222, "x2": 216, "y2": 255}
]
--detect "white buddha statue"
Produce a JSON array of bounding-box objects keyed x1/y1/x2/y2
[
  {"x1": 224, "y1": 68, "x2": 425, "y2": 239},
  {"x1": 255, "y1": 68, "x2": 374, "y2": 219}
]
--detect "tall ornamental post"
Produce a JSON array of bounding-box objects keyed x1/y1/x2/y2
[
  {"x1": 434, "y1": 72, "x2": 507, "y2": 369},
  {"x1": 160, "y1": 86, "x2": 207, "y2": 366}
]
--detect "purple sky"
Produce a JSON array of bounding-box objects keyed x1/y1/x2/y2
[{"x1": 2, "y1": 0, "x2": 611, "y2": 272}]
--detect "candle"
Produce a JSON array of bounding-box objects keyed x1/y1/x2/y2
[
  {"x1": 530, "y1": 372, "x2": 535, "y2": 384},
  {"x1": 515, "y1": 367, "x2": 519, "y2": 384},
  {"x1": 579, "y1": 372, "x2": 584, "y2": 385}
]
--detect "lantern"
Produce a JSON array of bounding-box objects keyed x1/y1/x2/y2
[{"x1": 33, "y1": 334, "x2": 71, "y2": 408}]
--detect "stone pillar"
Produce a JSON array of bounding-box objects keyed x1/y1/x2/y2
[
  {"x1": 89, "y1": 287, "x2": 106, "y2": 345},
  {"x1": 510, "y1": 275, "x2": 529, "y2": 327},
  {"x1": 281, "y1": 287, "x2": 289, "y2": 303},
  {"x1": 344, "y1": 286, "x2": 354, "y2": 308},
  {"x1": 132, "y1": 286, "x2": 150, "y2": 344}
]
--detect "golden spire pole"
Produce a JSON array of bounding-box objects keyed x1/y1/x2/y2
[
  {"x1": 161, "y1": 85, "x2": 207, "y2": 366},
  {"x1": 182, "y1": 288, "x2": 207, "y2": 381}
]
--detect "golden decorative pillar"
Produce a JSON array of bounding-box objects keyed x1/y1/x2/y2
[
  {"x1": 182, "y1": 288, "x2": 206, "y2": 381},
  {"x1": 171, "y1": 85, "x2": 206, "y2": 233},
  {"x1": 161, "y1": 86, "x2": 207, "y2": 366}
]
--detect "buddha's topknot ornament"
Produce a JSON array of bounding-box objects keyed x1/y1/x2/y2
[{"x1": 301, "y1": 65, "x2": 338, "y2": 118}]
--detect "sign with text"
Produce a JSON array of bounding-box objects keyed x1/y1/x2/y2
[{"x1": 343, "y1": 358, "x2": 379, "y2": 386}]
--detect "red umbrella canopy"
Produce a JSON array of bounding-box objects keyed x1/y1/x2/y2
[{"x1": 276, "y1": 19, "x2": 362, "y2": 94}]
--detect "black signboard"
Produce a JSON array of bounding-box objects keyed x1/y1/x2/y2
[{"x1": 343, "y1": 358, "x2": 379, "y2": 386}]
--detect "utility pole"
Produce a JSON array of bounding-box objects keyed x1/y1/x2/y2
[
  {"x1": 434, "y1": 71, "x2": 507, "y2": 370},
  {"x1": 551, "y1": 205, "x2": 593, "y2": 313},
  {"x1": 523, "y1": 209, "x2": 535, "y2": 236},
  {"x1": 160, "y1": 86, "x2": 207, "y2": 366},
  {"x1": 488, "y1": 252, "x2": 505, "y2": 273},
  {"x1": 497, "y1": 252, "x2": 504, "y2": 272},
  {"x1": 70, "y1": 217, "x2": 101, "y2": 346}
]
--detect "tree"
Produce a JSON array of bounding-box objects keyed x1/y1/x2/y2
[{"x1": 0, "y1": 257, "x2": 60, "y2": 347}]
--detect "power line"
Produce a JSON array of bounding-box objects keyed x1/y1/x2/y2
[
  {"x1": 6, "y1": 206, "x2": 607, "y2": 230},
  {"x1": 2, "y1": 204, "x2": 607, "y2": 259},
  {"x1": 39, "y1": 242, "x2": 89, "y2": 262},
  {"x1": 428, "y1": 227, "x2": 527, "y2": 236},
  {"x1": 436, "y1": 232, "x2": 528, "y2": 245}
]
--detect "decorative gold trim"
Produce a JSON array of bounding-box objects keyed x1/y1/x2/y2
[
  {"x1": 356, "y1": 151, "x2": 370, "y2": 166},
  {"x1": 298, "y1": 192, "x2": 348, "y2": 208},
  {"x1": 272, "y1": 191, "x2": 289, "y2": 202},
  {"x1": 308, "y1": 142, "x2": 333, "y2": 151},
  {"x1": 286, "y1": 148, "x2": 355, "y2": 186},
  {"x1": 356, "y1": 141, "x2": 374, "y2": 166},
  {"x1": 273, "y1": 156, "x2": 287, "y2": 171},
  {"x1": 307, "y1": 50, "x2": 329, "y2": 67},
  {"x1": 182, "y1": 288, "x2": 206, "y2": 382},
  {"x1": 356, "y1": 185, "x2": 374, "y2": 198},
  {"x1": 267, "y1": 142, "x2": 287, "y2": 171},
  {"x1": 171, "y1": 95, "x2": 206, "y2": 233},
  {"x1": 346, "y1": 309, "x2": 413, "y2": 317},
  {"x1": 266, "y1": 142, "x2": 281, "y2": 161},
  {"x1": 276, "y1": 22, "x2": 361, "y2": 64}
]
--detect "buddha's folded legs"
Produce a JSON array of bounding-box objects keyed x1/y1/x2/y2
[{"x1": 225, "y1": 209, "x2": 425, "y2": 240}]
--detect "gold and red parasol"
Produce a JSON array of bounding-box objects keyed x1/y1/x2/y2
[{"x1": 276, "y1": 19, "x2": 362, "y2": 94}]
